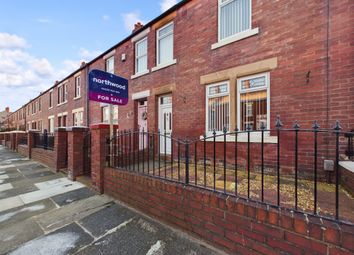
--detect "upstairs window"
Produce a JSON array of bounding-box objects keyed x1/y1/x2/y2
[
  {"x1": 237, "y1": 73, "x2": 270, "y2": 131},
  {"x1": 157, "y1": 22, "x2": 174, "y2": 65},
  {"x1": 105, "y1": 56, "x2": 114, "y2": 74},
  {"x1": 135, "y1": 37, "x2": 148, "y2": 74},
  {"x1": 75, "y1": 76, "x2": 81, "y2": 98},
  {"x1": 49, "y1": 91, "x2": 53, "y2": 108},
  {"x1": 206, "y1": 82, "x2": 230, "y2": 134},
  {"x1": 219, "y1": 0, "x2": 251, "y2": 41},
  {"x1": 57, "y1": 84, "x2": 68, "y2": 104}
]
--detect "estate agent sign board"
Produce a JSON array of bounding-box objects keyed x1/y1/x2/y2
[{"x1": 88, "y1": 69, "x2": 128, "y2": 106}]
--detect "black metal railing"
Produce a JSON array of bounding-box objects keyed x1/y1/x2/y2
[
  {"x1": 18, "y1": 135, "x2": 28, "y2": 145},
  {"x1": 107, "y1": 118, "x2": 354, "y2": 224},
  {"x1": 33, "y1": 132, "x2": 54, "y2": 151}
]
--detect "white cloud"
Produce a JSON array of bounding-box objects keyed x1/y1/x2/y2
[
  {"x1": 102, "y1": 15, "x2": 110, "y2": 21},
  {"x1": 122, "y1": 11, "x2": 147, "y2": 32},
  {"x1": 79, "y1": 47, "x2": 102, "y2": 60},
  {"x1": 36, "y1": 18, "x2": 52, "y2": 24},
  {"x1": 0, "y1": 33, "x2": 29, "y2": 49},
  {"x1": 160, "y1": 0, "x2": 178, "y2": 13}
]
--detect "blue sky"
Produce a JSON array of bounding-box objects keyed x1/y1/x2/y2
[{"x1": 0, "y1": 0, "x2": 179, "y2": 112}]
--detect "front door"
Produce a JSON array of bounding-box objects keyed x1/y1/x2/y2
[
  {"x1": 159, "y1": 95, "x2": 172, "y2": 154},
  {"x1": 137, "y1": 100, "x2": 148, "y2": 150}
]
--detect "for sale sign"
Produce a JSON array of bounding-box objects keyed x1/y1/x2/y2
[{"x1": 88, "y1": 69, "x2": 128, "y2": 105}]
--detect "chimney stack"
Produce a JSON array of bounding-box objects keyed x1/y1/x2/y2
[
  {"x1": 5, "y1": 107, "x2": 9, "y2": 113},
  {"x1": 133, "y1": 22, "x2": 143, "y2": 33}
]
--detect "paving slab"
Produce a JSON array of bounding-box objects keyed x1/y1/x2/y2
[
  {"x1": 79, "y1": 203, "x2": 136, "y2": 238},
  {"x1": 0, "y1": 196, "x2": 24, "y2": 213},
  {"x1": 0, "y1": 219, "x2": 44, "y2": 254},
  {"x1": 0, "y1": 199, "x2": 56, "y2": 228},
  {"x1": 36, "y1": 195, "x2": 114, "y2": 232},
  {"x1": 24, "y1": 171, "x2": 55, "y2": 179},
  {"x1": 0, "y1": 184, "x2": 38, "y2": 200},
  {"x1": 8, "y1": 223, "x2": 93, "y2": 255},
  {"x1": 0, "y1": 183, "x2": 13, "y2": 192},
  {"x1": 19, "y1": 180, "x2": 85, "y2": 204},
  {"x1": 51, "y1": 187, "x2": 96, "y2": 207}
]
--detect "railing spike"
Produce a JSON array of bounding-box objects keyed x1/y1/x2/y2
[
  {"x1": 246, "y1": 124, "x2": 252, "y2": 131},
  {"x1": 212, "y1": 129, "x2": 216, "y2": 136},
  {"x1": 334, "y1": 120, "x2": 342, "y2": 131},
  {"x1": 293, "y1": 121, "x2": 300, "y2": 130},
  {"x1": 223, "y1": 126, "x2": 227, "y2": 134},
  {"x1": 312, "y1": 120, "x2": 320, "y2": 130},
  {"x1": 260, "y1": 122, "x2": 266, "y2": 130},
  {"x1": 275, "y1": 115, "x2": 283, "y2": 129}
]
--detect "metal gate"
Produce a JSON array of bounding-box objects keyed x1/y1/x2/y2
[{"x1": 83, "y1": 132, "x2": 91, "y2": 176}]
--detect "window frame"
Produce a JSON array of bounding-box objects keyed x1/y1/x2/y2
[
  {"x1": 156, "y1": 21, "x2": 174, "y2": 66},
  {"x1": 218, "y1": 0, "x2": 253, "y2": 42},
  {"x1": 205, "y1": 81, "x2": 231, "y2": 135},
  {"x1": 74, "y1": 76, "x2": 81, "y2": 99},
  {"x1": 135, "y1": 37, "x2": 148, "y2": 75},
  {"x1": 237, "y1": 72, "x2": 270, "y2": 133},
  {"x1": 105, "y1": 56, "x2": 115, "y2": 74}
]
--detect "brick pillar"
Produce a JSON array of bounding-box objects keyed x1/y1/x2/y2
[
  {"x1": 54, "y1": 128, "x2": 68, "y2": 172},
  {"x1": 66, "y1": 127, "x2": 89, "y2": 181},
  {"x1": 27, "y1": 130, "x2": 39, "y2": 158},
  {"x1": 14, "y1": 132, "x2": 26, "y2": 152},
  {"x1": 90, "y1": 124, "x2": 110, "y2": 194},
  {"x1": 10, "y1": 133, "x2": 16, "y2": 150}
]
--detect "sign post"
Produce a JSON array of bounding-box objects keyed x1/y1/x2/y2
[{"x1": 88, "y1": 69, "x2": 129, "y2": 166}]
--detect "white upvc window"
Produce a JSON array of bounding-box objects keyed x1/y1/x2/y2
[
  {"x1": 48, "y1": 116, "x2": 54, "y2": 134},
  {"x1": 49, "y1": 90, "x2": 53, "y2": 108},
  {"x1": 102, "y1": 105, "x2": 118, "y2": 124},
  {"x1": 102, "y1": 106, "x2": 109, "y2": 123},
  {"x1": 73, "y1": 111, "x2": 83, "y2": 126},
  {"x1": 218, "y1": 0, "x2": 252, "y2": 41},
  {"x1": 206, "y1": 82, "x2": 230, "y2": 134},
  {"x1": 106, "y1": 56, "x2": 114, "y2": 74},
  {"x1": 157, "y1": 22, "x2": 174, "y2": 66},
  {"x1": 135, "y1": 37, "x2": 148, "y2": 74},
  {"x1": 57, "y1": 84, "x2": 67, "y2": 105},
  {"x1": 75, "y1": 76, "x2": 81, "y2": 98},
  {"x1": 237, "y1": 72, "x2": 270, "y2": 132}
]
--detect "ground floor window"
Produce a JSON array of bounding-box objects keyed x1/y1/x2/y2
[
  {"x1": 237, "y1": 72, "x2": 270, "y2": 131},
  {"x1": 73, "y1": 111, "x2": 83, "y2": 126},
  {"x1": 102, "y1": 105, "x2": 118, "y2": 124},
  {"x1": 206, "y1": 82, "x2": 230, "y2": 134}
]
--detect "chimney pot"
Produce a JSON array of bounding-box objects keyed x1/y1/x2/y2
[
  {"x1": 133, "y1": 22, "x2": 143, "y2": 33},
  {"x1": 5, "y1": 107, "x2": 9, "y2": 113}
]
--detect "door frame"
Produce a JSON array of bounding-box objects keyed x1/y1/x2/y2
[{"x1": 158, "y1": 94, "x2": 172, "y2": 154}]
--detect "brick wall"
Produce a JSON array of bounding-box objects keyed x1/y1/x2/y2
[
  {"x1": 18, "y1": 145, "x2": 29, "y2": 158},
  {"x1": 104, "y1": 168, "x2": 354, "y2": 255},
  {"x1": 31, "y1": 148, "x2": 55, "y2": 169}
]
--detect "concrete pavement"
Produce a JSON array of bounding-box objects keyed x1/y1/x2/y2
[{"x1": 0, "y1": 145, "x2": 224, "y2": 255}]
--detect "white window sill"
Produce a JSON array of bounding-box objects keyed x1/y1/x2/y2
[
  {"x1": 201, "y1": 133, "x2": 278, "y2": 144},
  {"x1": 74, "y1": 96, "x2": 81, "y2": 100},
  {"x1": 211, "y1": 28, "x2": 259, "y2": 50},
  {"x1": 131, "y1": 69, "x2": 150, "y2": 79},
  {"x1": 57, "y1": 101, "x2": 68, "y2": 107},
  {"x1": 152, "y1": 59, "x2": 177, "y2": 72}
]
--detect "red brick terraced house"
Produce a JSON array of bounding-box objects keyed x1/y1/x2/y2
[{"x1": 6, "y1": 0, "x2": 354, "y2": 174}]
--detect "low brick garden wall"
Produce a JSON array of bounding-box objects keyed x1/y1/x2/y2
[
  {"x1": 17, "y1": 145, "x2": 29, "y2": 157},
  {"x1": 31, "y1": 148, "x2": 55, "y2": 170},
  {"x1": 104, "y1": 167, "x2": 354, "y2": 255}
]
